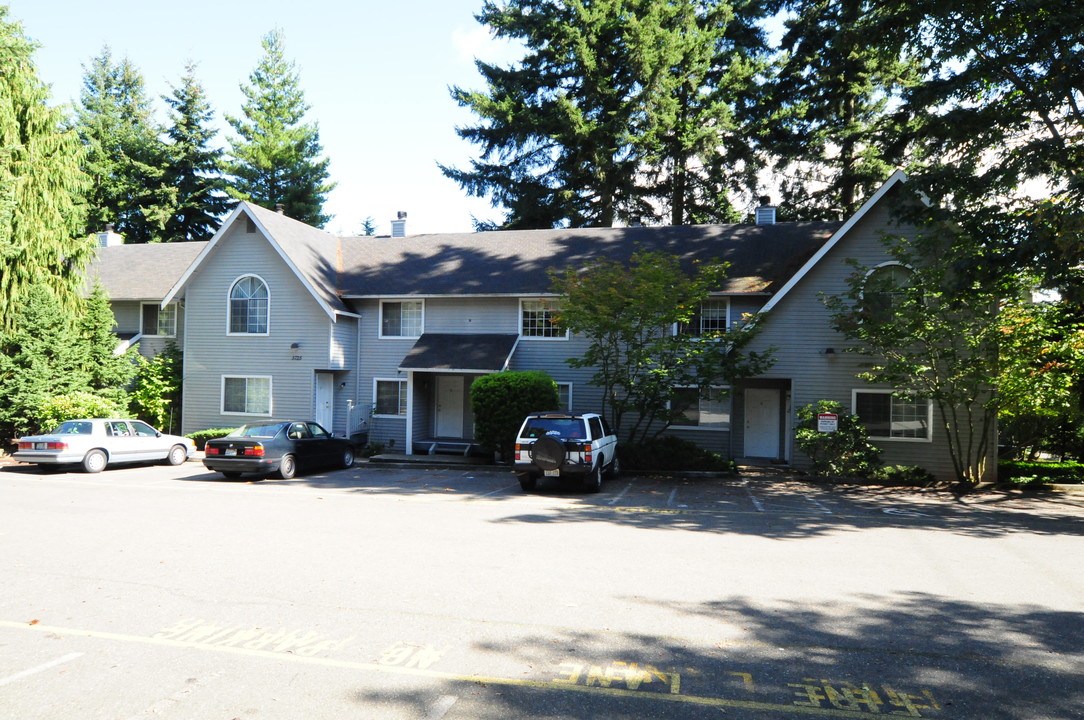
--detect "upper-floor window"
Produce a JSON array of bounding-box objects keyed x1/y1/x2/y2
[
  {"x1": 679, "y1": 299, "x2": 728, "y2": 336},
  {"x1": 520, "y1": 299, "x2": 566, "y2": 338},
  {"x1": 862, "y1": 264, "x2": 913, "y2": 324},
  {"x1": 380, "y1": 300, "x2": 423, "y2": 338},
  {"x1": 229, "y1": 275, "x2": 269, "y2": 335},
  {"x1": 854, "y1": 390, "x2": 931, "y2": 441},
  {"x1": 141, "y1": 302, "x2": 176, "y2": 337}
]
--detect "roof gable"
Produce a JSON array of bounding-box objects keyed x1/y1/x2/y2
[{"x1": 162, "y1": 202, "x2": 352, "y2": 318}]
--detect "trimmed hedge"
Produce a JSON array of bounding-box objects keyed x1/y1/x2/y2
[
  {"x1": 186, "y1": 427, "x2": 238, "y2": 450},
  {"x1": 620, "y1": 436, "x2": 734, "y2": 473},
  {"x1": 998, "y1": 460, "x2": 1084, "y2": 486},
  {"x1": 471, "y1": 371, "x2": 559, "y2": 459}
]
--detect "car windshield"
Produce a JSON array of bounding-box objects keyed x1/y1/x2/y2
[
  {"x1": 235, "y1": 424, "x2": 283, "y2": 438},
  {"x1": 521, "y1": 418, "x2": 587, "y2": 440},
  {"x1": 53, "y1": 421, "x2": 93, "y2": 435}
]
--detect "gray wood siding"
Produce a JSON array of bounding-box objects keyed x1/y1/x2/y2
[
  {"x1": 747, "y1": 203, "x2": 976, "y2": 480},
  {"x1": 180, "y1": 225, "x2": 340, "y2": 433}
]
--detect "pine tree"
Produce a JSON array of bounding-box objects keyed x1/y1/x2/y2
[
  {"x1": 0, "y1": 8, "x2": 93, "y2": 328},
  {"x1": 80, "y1": 283, "x2": 136, "y2": 395},
  {"x1": 162, "y1": 62, "x2": 230, "y2": 242},
  {"x1": 76, "y1": 47, "x2": 174, "y2": 243},
  {"x1": 765, "y1": 0, "x2": 921, "y2": 219},
  {"x1": 223, "y1": 28, "x2": 335, "y2": 228},
  {"x1": 443, "y1": 0, "x2": 767, "y2": 229}
]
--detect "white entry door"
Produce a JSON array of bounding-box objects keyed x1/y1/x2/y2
[
  {"x1": 435, "y1": 376, "x2": 464, "y2": 438},
  {"x1": 315, "y1": 373, "x2": 334, "y2": 432},
  {"x1": 744, "y1": 388, "x2": 780, "y2": 457}
]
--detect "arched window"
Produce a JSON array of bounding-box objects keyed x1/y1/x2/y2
[
  {"x1": 229, "y1": 276, "x2": 269, "y2": 334},
  {"x1": 862, "y1": 264, "x2": 913, "y2": 323}
]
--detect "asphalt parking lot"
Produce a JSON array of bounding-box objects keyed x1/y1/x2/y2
[{"x1": 2, "y1": 458, "x2": 1083, "y2": 719}]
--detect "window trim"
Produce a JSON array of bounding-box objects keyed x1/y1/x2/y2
[
  {"x1": 519, "y1": 298, "x2": 568, "y2": 340},
  {"x1": 141, "y1": 302, "x2": 177, "y2": 338},
  {"x1": 851, "y1": 388, "x2": 933, "y2": 443},
  {"x1": 556, "y1": 382, "x2": 573, "y2": 412},
  {"x1": 378, "y1": 299, "x2": 424, "y2": 339},
  {"x1": 676, "y1": 297, "x2": 731, "y2": 337},
  {"x1": 221, "y1": 375, "x2": 273, "y2": 416},
  {"x1": 373, "y1": 378, "x2": 408, "y2": 417},
  {"x1": 670, "y1": 386, "x2": 731, "y2": 430},
  {"x1": 226, "y1": 274, "x2": 271, "y2": 337}
]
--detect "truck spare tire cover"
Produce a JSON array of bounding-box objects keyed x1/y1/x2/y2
[{"x1": 530, "y1": 435, "x2": 566, "y2": 471}]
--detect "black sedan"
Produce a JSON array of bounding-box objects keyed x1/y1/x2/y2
[{"x1": 203, "y1": 420, "x2": 355, "y2": 479}]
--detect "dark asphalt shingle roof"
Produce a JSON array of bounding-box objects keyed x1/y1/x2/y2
[
  {"x1": 399, "y1": 333, "x2": 520, "y2": 372},
  {"x1": 336, "y1": 222, "x2": 843, "y2": 297},
  {"x1": 86, "y1": 241, "x2": 208, "y2": 300}
]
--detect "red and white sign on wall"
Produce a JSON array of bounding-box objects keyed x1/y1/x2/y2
[{"x1": 817, "y1": 413, "x2": 839, "y2": 433}]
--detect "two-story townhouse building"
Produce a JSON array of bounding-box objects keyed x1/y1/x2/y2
[{"x1": 85, "y1": 171, "x2": 996, "y2": 482}]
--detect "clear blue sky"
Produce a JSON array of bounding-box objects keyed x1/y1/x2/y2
[{"x1": 9, "y1": 0, "x2": 519, "y2": 235}]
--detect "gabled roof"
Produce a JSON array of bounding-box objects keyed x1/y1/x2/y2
[
  {"x1": 336, "y1": 221, "x2": 843, "y2": 297},
  {"x1": 86, "y1": 241, "x2": 208, "y2": 301},
  {"x1": 162, "y1": 202, "x2": 353, "y2": 318},
  {"x1": 760, "y1": 170, "x2": 912, "y2": 313}
]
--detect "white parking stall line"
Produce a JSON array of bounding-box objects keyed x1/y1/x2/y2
[
  {"x1": 742, "y1": 480, "x2": 766, "y2": 512},
  {"x1": 805, "y1": 495, "x2": 833, "y2": 514},
  {"x1": 607, "y1": 482, "x2": 634, "y2": 505},
  {"x1": 426, "y1": 695, "x2": 459, "y2": 719},
  {"x1": 0, "y1": 652, "x2": 84, "y2": 687},
  {"x1": 666, "y1": 488, "x2": 678, "y2": 507},
  {"x1": 477, "y1": 483, "x2": 521, "y2": 498}
]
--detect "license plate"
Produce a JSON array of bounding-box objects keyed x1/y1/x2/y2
[
  {"x1": 225, "y1": 449, "x2": 237, "y2": 456},
  {"x1": 34, "y1": 442, "x2": 46, "y2": 450},
  {"x1": 544, "y1": 469, "x2": 560, "y2": 477}
]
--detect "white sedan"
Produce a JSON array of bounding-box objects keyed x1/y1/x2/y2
[{"x1": 14, "y1": 419, "x2": 196, "y2": 473}]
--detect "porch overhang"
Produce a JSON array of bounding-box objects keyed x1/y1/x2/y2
[{"x1": 399, "y1": 333, "x2": 520, "y2": 374}]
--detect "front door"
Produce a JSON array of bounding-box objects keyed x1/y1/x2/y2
[
  {"x1": 315, "y1": 372, "x2": 334, "y2": 432},
  {"x1": 744, "y1": 388, "x2": 781, "y2": 457},
  {"x1": 435, "y1": 375, "x2": 464, "y2": 437}
]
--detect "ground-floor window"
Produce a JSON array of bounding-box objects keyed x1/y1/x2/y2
[
  {"x1": 222, "y1": 376, "x2": 272, "y2": 415},
  {"x1": 557, "y1": 382, "x2": 572, "y2": 411},
  {"x1": 375, "y1": 379, "x2": 407, "y2": 416},
  {"x1": 672, "y1": 387, "x2": 730, "y2": 429},
  {"x1": 853, "y1": 390, "x2": 931, "y2": 440}
]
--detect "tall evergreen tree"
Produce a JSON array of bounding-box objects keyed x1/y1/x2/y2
[
  {"x1": 223, "y1": 28, "x2": 335, "y2": 228},
  {"x1": 443, "y1": 0, "x2": 767, "y2": 229},
  {"x1": 76, "y1": 47, "x2": 174, "y2": 243},
  {"x1": 0, "y1": 8, "x2": 93, "y2": 328},
  {"x1": 765, "y1": 0, "x2": 921, "y2": 219},
  {"x1": 162, "y1": 62, "x2": 230, "y2": 242}
]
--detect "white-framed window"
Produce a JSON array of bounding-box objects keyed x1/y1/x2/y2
[
  {"x1": 520, "y1": 299, "x2": 567, "y2": 339},
  {"x1": 374, "y1": 379, "x2": 407, "y2": 416},
  {"x1": 222, "y1": 375, "x2": 272, "y2": 416},
  {"x1": 853, "y1": 389, "x2": 931, "y2": 441},
  {"x1": 679, "y1": 299, "x2": 729, "y2": 336},
  {"x1": 380, "y1": 300, "x2": 423, "y2": 338},
  {"x1": 141, "y1": 302, "x2": 176, "y2": 337},
  {"x1": 228, "y1": 275, "x2": 269, "y2": 335},
  {"x1": 672, "y1": 387, "x2": 731, "y2": 429},
  {"x1": 862, "y1": 263, "x2": 913, "y2": 323},
  {"x1": 557, "y1": 382, "x2": 572, "y2": 411}
]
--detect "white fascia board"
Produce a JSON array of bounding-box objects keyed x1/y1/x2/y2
[
  {"x1": 160, "y1": 204, "x2": 247, "y2": 307},
  {"x1": 759, "y1": 169, "x2": 911, "y2": 314}
]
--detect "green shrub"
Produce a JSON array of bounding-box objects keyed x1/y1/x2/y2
[
  {"x1": 868, "y1": 464, "x2": 937, "y2": 485},
  {"x1": 35, "y1": 392, "x2": 127, "y2": 433},
  {"x1": 795, "y1": 400, "x2": 881, "y2": 477},
  {"x1": 620, "y1": 435, "x2": 734, "y2": 472},
  {"x1": 471, "y1": 371, "x2": 559, "y2": 459},
  {"x1": 185, "y1": 427, "x2": 238, "y2": 450},
  {"x1": 998, "y1": 460, "x2": 1084, "y2": 485}
]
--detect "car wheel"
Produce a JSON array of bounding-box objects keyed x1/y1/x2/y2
[
  {"x1": 82, "y1": 449, "x2": 107, "y2": 474},
  {"x1": 167, "y1": 444, "x2": 188, "y2": 466},
  {"x1": 341, "y1": 447, "x2": 355, "y2": 469},
  {"x1": 277, "y1": 454, "x2": 297, "y2": 479},
  {"x1": 583, "y1": 464, "x2": 602, "y2": 493},
  {"x1": 605, "y1": 455, "x2": 620, "y2": 479},
  {"x1": 518, "y1": 473, "x2": 537, "y2": 492},
  {"x1": 221, "y1": 471, "x2": 243, "y2": 479}
]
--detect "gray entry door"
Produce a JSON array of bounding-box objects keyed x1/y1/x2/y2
[
  {"x1": 435, "y1": 375, "x2": 464, "y2": 437},
  {"x1": 744, "y1": 388, "x2": 780, "y2": 457}
]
